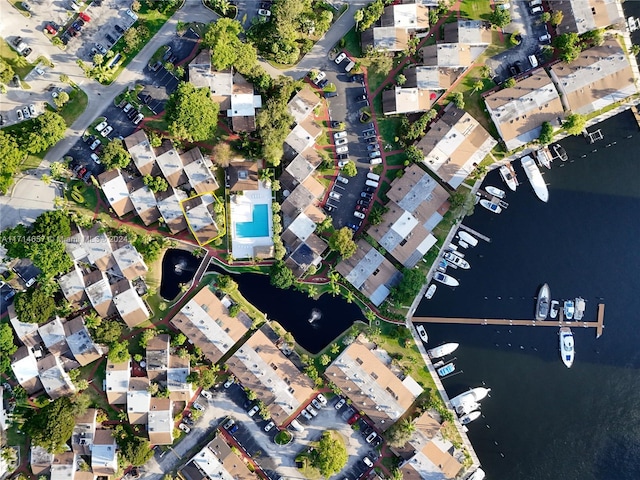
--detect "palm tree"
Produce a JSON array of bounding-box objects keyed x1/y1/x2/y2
[
  {"x1": 344, "y1": 290, "x2": 354, "y2": 304},
  {"x1": 330, "y1": 343, "x2": 340, "y2": 355},
  {"x1": 472, "y1": 79, "x2": 484, "y2": 94},
  {"x1": 329, "y1": 282, "x2": 340, "y2": 297},
  {"x1": 307, "y1": 285, "x2": 318, "y2": 298},
  {"x1": 217, "y1": 0, "x2": 230, "y2": 15},
  {"x1": 354, "y1": 9, "x2": 364, "y2": 31}
]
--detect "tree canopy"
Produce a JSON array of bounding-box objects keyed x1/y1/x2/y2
[
  {"x1": 270, "y1": 260, "x2": 295, "y2": 289},
  {"x1": 166, "y1": 82, "x2": 220, "y2": 142},
  {"x1": 255, "y1": 79, "x2": 297, "y2": 166},
  {"x1": 118, "y1": 434, "x2": 154, "y2": 466},
  {"x1": 357, "y1": 0, "x2": 384, "y2": 32},
  {"x1": 538, "y1": 121, "x2": 554, "y2": 144},
  {"x1": 92, "y1": 320, "x2": 123, "y2": 344},
  {"x1": 143, "y1": 174, "x2": 168, "y2": 193},
  {"x1": 328, "y1": 227, "x2": 357, "y2": 259},
  {"x1": 24, "y1": 397, "x2": 76, "y2": 453},
  {"x1": 342, "y1": 161, "x2": 357, "y2": 177},
  {"x1": 14, "y1": 287, "x2": 57, "y2": 324},
  {"x1": 0, "y1": 323, "x2": 17, "y2": 373},
  {"x1": 310, "y1": 431, "x2": 348, "y2": 477},
  {"x1": 0, "y1": 130, "x2": 25, "y2": 194},
  {"x1": 489, "y1": 9, "x2": 511, "y2": 28},
  {"x1": 24, "y1": 112, "x2": 67, "y2": 155},
  {"x1": 391, "y1": 268, "x2": 424, "y2": 306},
  {"x1": 203, "y1": 19, "x2": 257, "y2": 71},
  {"x1": 385, "y1": 418, "x2": 416, "y2": 448},
  {"x1": 100, "y1": 139, "x2": 132, "y2": 169},
  {"x1": 554, "y1": 33, "x2": 581, "y2": 63},
  {"x1": 563, "y1": 113, "x2": 587, "y2": 135}
]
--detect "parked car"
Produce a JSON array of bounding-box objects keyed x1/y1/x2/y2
[
  {"x1": 223, "y1": 376, "x2": 235, "y2": 388},
  {"x1": 115, "y1": 24, "x2": 125, "y2": 33},
  {"x1": 497, "y1": 2, "x2": 510, "y2": 10},
  {"x1": 335, "y1": 397, "x2": 346, "y2": 409},
  {"x1": 363, "y1": 129, "x2": 376, "y2": 138},
  {"x1": 123, "y1": 103, "x2": 133, "y2": 113},
  {"x1": 248, "y1": 405, "x2": 260, "y2": 417},
  {"x1": 90, "y1": 153, "x2": 101, "y2": 164},
  {"x1": 22, "y1": 106, "x2": 30, "y2": 119},
  {"x1": 228, "y1": 423, "x2": 239, "y2": 434},
  {"x1": 349, "y1": 73, "x2": 364, "y2": 83},
  {"x1": 16, "y1": 109, "x2": 23, "y2": 121},
  {"x1": 264, "y1": 421, "x2": 275, "y2": 432},
  {"x1": 337, "y1": 159, "x2": 348, "y2": 168},
  {"x1": 355, "y1": 94, "x2": 367, "y2": 102},
  {"x1": 90, "y1": 139, "x2": 101, "y2": 151},
  {"x1": 346, "y1": 222, "x2": 358, "y2": 231},
  {"x1": 355, "y1": 204, "x2": 368, "y2": 213},
  {"x1": 79, "y1": 12, "x2": 91, "y2": 22},
  {"x1": 28, "y1": 104, "x2": 36, "y2": 116},
  {"x1": 348, "y1": 412, "x2": 361, "y2": 425},
  {"x1": 95, "y1": 120, "x2": 108, "y2": 132},
  {"x1": 365, "y1": 136, "x2": 377, "y2": 144},
  {"x1": 127, "y1": 108, "x2": 139, "y2": 119},
  {"x1": 46, "y1": 24, "x2": 58, "y2": 35},
  {"x1": 363, "y1": 457, "x2": 374, "y2": 468},
  {"x1": 324, "y1": 91, "x2": 338, "y2": 98},
  {"x1": 370, "y1": 158, "x2": 383, "y2": 165},
  {"x1": 337, "y1": 153, "x2": 349, "y2": 161},
  {"x1": 306, "y1": 405, "x2": 318, "y2": 417},
  {"x1": 329, "y1": 191, "x2": 342, "y2": 200},
  {"x1": 336, "y1": 146, "x2": 349, "y2": 154},
  {"x1": 22, "y1": 2, "x2": 31, "y2": 11},
  {"x1": 335, "y1": 52, "x2": 347, "y2": 64},
  {"x1": 259, "y1": 2, "x2": 271, "y2": 9},
  {"x1": 125, "y1": 8, "x2": 139, "y2": 21},
  {"x1": 300, "y1": 409, "x2": 313, "y2": 421},
  {"x1": 334, "y1": 131, "x2": 347, "y2": 139},
  {"x1": 133, "y1": 113, "x2": 144, "y2": 125},
  {"x1": 323, "y1": 204, "x2": 335, "y2": 213},
  {"x1": 369, "y1": 150, "x2": 381, "y2": 159},
  {"x1": 101, "y1": 125, "x2": 113, "y2": 137},
  {"x1": 313, "y1": 71, "x2": 326, "y2": 84},
  {"x1": 528, "y1": 54, "x2": 539, "y2": 68},
  {"x1": 106, "y1": 34, "x2": 116, "y2": 45},
  {"x1": 257, "y1": 9, "x2": 271, "y2": 16},
  {"x1": 12, "y1": 37, "x2": 23, "y2": 47},
  {"x1": 192, "y1": 402, "x2": 205, "y2": 411},
  {"x1": 530, "y1": 5, "x2": 543, "y2": 14},
  {"x1": 317, "y1": 79, "x2": 328, "y2": 89},
  {"x1": 178, "y1": 423, "x2": 191, "y2": 433},
  {"x1": 200, "y1": 390, "x2": 213, "y2": 400},
  {"x1": 360, "y1": 192, "x2": 373, "y2": 199},
  {"x1": 357, "y1": 199, "x2": 370, "y2": 207},
  {"x1": 223, "y1": 418, "x2": 235, "y2": 430},
  {"x1": 539, "y1": 33, "x2": 551, "y2": 43},
  {"x1": 330, "y1": 120, "x2": 341, "y2": 128},
  {"x1": 95, "y1": 43, "x2": 107, "y2": 54},
  {"x1": 336, "y1": 176, "x2": 349, "y2": 185},
  {"x1": 335, "y1": 138, "x2": 348, "y2": 146},
  {"x1": 354, "y1": 211, "x2": 365, "y2": 219},
  {"x1": 366, "y1": 432, "x2": 378, "y2": 443},
  {"x1": 21, "y1": 47, "x2": 32, "y2": 57},
  {"x1": 367, "y1": 144, "x2": 379, "y2": 151},
  {"x1": 183, "y1": 416, "x2": 194, "y2": 426},
  {"x1": 316, "y1": 393, "x2": 327, "y2": 406},
  {"x1": 311, "y1": 398, "x2": 323, "y2": 410},
  {"x1": 76, "y1": 167, "x2": 87, "y2": 178}
]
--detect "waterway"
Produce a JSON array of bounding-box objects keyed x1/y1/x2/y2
[
  {"x1": 159, "y1": 248, "x2": 200, "y2": 300},
  {"x1": 207, "y1": 264, "x2": 365, "y2": 354},
  {"x1": 415, "y1": 109, "x2": 640, "y2": 479}
]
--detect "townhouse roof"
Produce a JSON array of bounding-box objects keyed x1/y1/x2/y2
[
  {"x1": 485, "y1": 72, "x2": 565, "y2": 151},
  {"x1": 382, "y1": 86, "x2": 431, "y2": 115},
  {"x1": 285, "y1": 123, "x2": 320, "y2": 155},
  {"x1": 146, "y1": 334, "x2": 170, "y2": 371},
  {"x1": 105, "y1": 360, "x2": 130, "y2": 404},
  {"x1": 72, "y1": 408, "x2": 96, "y2": 456},
  {"x1": 58, "y1": 265, "x2": 87, "y2": 304},
  {"x1": 335, "y1": 240, "x2": 402, "y2": 306},
  {"x1": 409, "y1": 65, "x2": 462, "y2": 91},
  {"x1": 155, "y1": 140, "x2": 188, "y2": 187},
  {"x1": 98, "y1": 169, "x2": 134, "y2": 217},
  {"x1": 148, "y1": 398, "x2": 174, "y2": 445},
  {"x1": 30, "y1": 445, "x2": 53, "y2": 475},
  {"x1": 112, "y1": 242, "x2": 148, "y2": 281},
  {"x1": 113, "y1": 280, "x2": 150, "y2": 328},
  {"x1": 286, "y1": 212, "x2": 316, "y2": 242},
  {"x1": 65, "y1": 316, "x2": 103, "y2": 366},
  {"x1": 228, "y1": 161, "x2": 259, "y2": 191},
  {"x1": 442, "y1": 19, "x2": 491, "y2": 45},
  {"x1": 416, "y1": 104, "x2": 498, "y2": 187},
  {"x1": 125, "y1": 130, "x2": 156, "y2": 176},
  {"x1": 554, "y1": 0, "x2": 623, "y2": 35},
  {"x1": 127, "y1": 377, "x2": 151, "y2": 422},
  {"x1": 182, "y1": 148, "x2": 219, "y2": 194},
  {"x1": 282, "y1": 184, "x2": 315, "y2": 226},
  {"x1": 287, "y1": 86, "x2": 320, "y2": 125},
  {"x1": 11, "y1": 346, "x2": 41, "y2": 394},
  {"x1": 362, "y1": 27, "x2": 409, "y2": 52},
  {"x1": 285, "y1": 154, "x2": 315, "y2": 184},
  {"x1": 129, "y1": 180, "x2": 161, "y2": 225},
  {"x1": 84, "y1": 271, "x2": 115, "y2": 317},
  {"x1": 82, "y1": 226, "x2": 113, "y2": 269},
  {"x1": 181, "y1": 436, "x2": 254, "y2": 480},
  {"x1": 156, "y1": 187, "x2": 189, "y2": 233},
  {"x1": 50, "y1": 451, "x2": 76, "y2": 480},
  {"x1": 182, "y1": 194, "x2": 220, "y2": 245},
  {"x1": 92, "y1": 429, "x2": 117, "y2": 475},
  {"x1": 38, "y1": 317, "x2": 68, "y2": 356},
  {"x1": 380, "y1": 3, "x2": 430, "y2": 29},
  {"x1": 8, "y1": 304, "x2": 40, "y2": 347},
  {"x1": 38, "y1": 353, "x2": 76, "y2": 399}
]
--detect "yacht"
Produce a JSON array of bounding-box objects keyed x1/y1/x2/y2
[
  {"x1": 550, "y1": 300, "x2": 560, "y2": 319},
  {"x1": 434, "y1": 272, "x2": 459, "y2": 287},
  {"x1": 416, "y1": 324, "x2": 429, "y2": 343},
  {"x1": 536, "y1": 283, "x2": 550, "y2": 321},
  {"x1": 451, "y1": 387, "x2": 491, "y2": 414},
  {"x1": 499, "y1": 162, "x2": 518, "y2": 191},
  {"x1": 479, "y1": 199, "x2": 502, "y2": 214},
  {"x1": 564, "y1": 300, "x2": 575, "y2": 320},
  {"x1": 437, "y1": 362, "x2": 455, "y2": 377},
  {"x1": 574, "y1": 297, "x2": 586, "y2": 320},
  {"x1": 559, "y1": 327, "x2": 575, "y2": 368},
  {"x1": 459, "y1": 410, "x2": 481, "y2": 425},
  {"x1": 427, "y1": 343, "x2": 459, "y2": 359},
  {"x1": 521, "y1": 155, "x2": 549, "y2": 202},
  {"x1": 485, "y1": 186, "x2": 506, "y2": 198},
  {"x1": 443, "y1": 252, "x2": 470, "y2": 269},
  {"x1": 425, "y1": 284, "x2": 437, "y2": 299},
  {"x1": 535, "y1": 147, "x2": 553, "y2": 169},
  {"x1": 458, "y1": 231, "x2": 478, "y2": 247}
]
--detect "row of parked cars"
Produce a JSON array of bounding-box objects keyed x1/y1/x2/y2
[{"x1": 15, "y1": 104, "x2": 37, "y2": 121}]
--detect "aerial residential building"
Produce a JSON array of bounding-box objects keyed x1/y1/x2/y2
[
  {"x1": 226, "y1": 326, "x2": 316, "y2": 426},
  {"x1": 97, "y1": 169, "x2": 134, "y2": 217},
  {"x1": 92, "y1": 429, "x2": 118, "y2": 476},
  {"x1": 549, "y1": 38, "x2": 637, "y2": 115},
  {"x1": 112, "y1": 279, "x2": 150, "y2": 328},
  {"x1": 335, "y1": 240, "x2": 403, "y2": 307},
  {"x1": 105, "y1": 360, "x2": 131, "y2": 404},
  {"x1": 485, "y1": 72, "x2": 564, "y2": 151},
  {"x1": 285, "y1": 120, "x2": 323, "y2": 155},
  {"x1": 325, "y1": 340, "x2": 424, "y2": 431},
  {"x1": 72, "y1": 408, "x2": 97, "y2": 456},
  {"x1": 38, "y1": 353, "x2": 76, "y2": 399},
  {"x1": 383, "y1": 86, "x2": 432, "y2": 115},
  {"x1": 7, "y1": 305, "x2": 40, "y2": 348},
  {"x1": 50, "y1": 452, "x2": 76, "y2": 480},
  {"x1": 181, "y1": 148, "x2": 219, "y2": 194},
  {"x1": 415, "y1": 104, "x2": 497, "y2": 188},
  {"x1": 155, "y1": 141, "x2": 188, "y2": 188},
  {"x1": 64, "y1": 316, "x2": 104, "y2": 366},
  {"x1": 148, "y1": 398, "x2": 174, "y2": 445},
  {"x1": 180, "y1": 436, "x2": 255, "y2": 480},
  {"x1": 111, "y1": 242, "x2": 148, "y2": 281},
  {"x1": 228, "y1": 73, "x2": 263, "y2": 132},
  {"x1": 156, "y1": 188, "x2": 190, "y2": 234},
  {"x1": 287, "y1": 85, "x2": 321, "y2": 125},
  {"x1": 58, "y1": 265, "x2": 88, "y2": 307},
  {"x1": 146, "y1": 334, "x2": 193, "y2": 402},
  {"x1": 421, "y1": 20, "x2": 491, "y2": 68},
  {"x1": 84, "y1": 270, "x2": 115, "y2": 318},
  {"x1": 127, "y1": 377, "x2": 151, "y2": 425},
  {"x1": 10, "y1": 346, "x2": 42, "y2": 394},
  {"x1": 361, "y1": 1, "x2": 429, "y2": 52},
  {"x1": 170, "y1": 287, "x2": 252, "y2": 365},
  {"x1": 124, "y1": 130, "x2": 157, "y2": 177},
  {"x1": 30, "y1": 446, "x2": 53, "y2": 477},
  {"x1": 182, "y1": 194, "x2": 221, "y2": 246},
  {"x1": 553, "y1": 0, "x2": 624, "y2": 35},
  {"x1": 227, "y1": 161, "x2": 259, "y2": 192},
  {"x1": 129, "y1": 179, "x2": 162, "y2": 226},
  {"x1": 38, "y1": 317, "x2": 71, "y2": 358}
]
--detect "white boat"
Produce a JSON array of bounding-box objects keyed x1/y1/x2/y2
[
  {"x1": 550, "y1": 300, "x2": 560, "y2": 319},
  {"x1": 428, "y1": 343, "x2": 459, "y2": 359},
  {"x1": 416, "y1": 324, "x2": 428, "y2": 343},
  {"x1": 467, "y1": 468, "x2": 486, "y2": 480},
  {"x1": 535, "y1": 147, "x2": 553, "y2": 169},
  {"x1": 458, "y1": 240, "x2": 469, "y2": 249},
  {"x1": 455, "y1": 400, "x2": 481, "y2": 416},
  {"x1": 485, "y1": 186, "x2": 506, "y2": 198},
  {"x1": 564, "y1": 300, "x2": 575, "y2": 320},
  {"x1": 629, "y1": 16, "x2": 638, "y2": 32},
  {"x1": 437, "y1": 362, "x2": 455, "y2": 377},
  {"x1": 451, "y1": 387, "x2": 491, "y2": 413},
  {"x1": 559, "y1": 327, "x2": 575, "y2": 368},
  {"x1": 521, "y1": 155, "x2": 549, "y2": 202},
  {"x1": 458, "y1": 231, "x2": 478, "y2": 247},
  {"x1": 479, "y1": 199, "x2": 502, "y2": 214},
  {"x1": 425, "y1": 284, "x2": 437, "y2": 299},
  {"x1": 459, "y1": 410, "x2": 481, "y2": 425},
  {"x1": 535, "y1": 283, "x2": 550, "y2": 321},
  {"x1": 434, "y1": 272, "x2": 459, "y2": 287},
  {"x1": 443, "y1": 251, "x2": 470, "y2": 269},
  {"x1": 574, "y1": 297, "x2": 586, "y2": 321},
  {"x1": 499, "y1": 162, "x2": 518, "y2": 191}
]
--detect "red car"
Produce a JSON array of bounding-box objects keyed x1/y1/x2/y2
[
  {"x1": 45, "y1": 24, "x2": 58, "y2": 35},
  {"x1": 79, "y1": 12, "x2": 90, "y2": 22},
  {"x1": 347, "y1": 413, "x2": 361, "y2": 425},
  {"x1": 76, "y1": 167, "x2": 87, "y2": 178}
]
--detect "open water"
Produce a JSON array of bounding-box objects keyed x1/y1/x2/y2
[{"x1": 415, "y1": 109, "x2": 640, "y2": 479}]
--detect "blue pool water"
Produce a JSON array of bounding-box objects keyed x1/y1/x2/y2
[{"x1": 235, "y1": 204, "x2": 270, "y2": 238}]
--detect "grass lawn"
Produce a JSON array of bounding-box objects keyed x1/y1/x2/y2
[
  {"x1": 450, "y1": 66, "x2": 497, "y2": 136},
  {"x1": 342, "y1": 27, "x2": 362, "y2": 58},
  {"x1": 58, "y1": 86, "x2": 88, "y2": 126},
  {"x1": 384, "y1": 152, "x2": 407, "y2": 167},
  {"x1": 66, "y1": 180, "x2": 99, "y2": 212},
  {"x1": 145, "y1": 116, "x2": 170, "y2": 132},
  {"x1": 0, "y1": 37, "x2": 35, "y2": 78},
  {"x1": 374, "y1": 109, "x2": 402, "y2": 150},
  {"x1": 459, "y1": 0, "x2": 493, "y2": 21}
]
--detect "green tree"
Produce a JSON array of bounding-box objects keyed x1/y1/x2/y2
[
  {"x1": 472, "y1": 79, "x2": 484, "y2": 94},
  {"x1": 319, "y1": 354, "x2": 331, "y2": 366},
  {"x1": 368, "y1": 203, "x2": 386, "y2": 225},
  {"x1": 124, "y1": 28, "x2": 142, "y2": 53},
  {"x1": 255, "y1": 82, "x2": 295, "y2": 166},
  {"x1": 358, "y1": 0, "x2": 384, "y2": 32},
  {"x1": 92, "y1": 320, "x2": 122, "y2": 344},
  {"x1": 391, "y1": 269, "x2": 424, "y2": 306},
  {"x1": 354, "y1": 9, "x2": 364, "y2": 31},
  {"x1": 24, "y1": 397, "x2": 75, "y2": 453},
  {"x1": 450, "y1": 92, "x2": 465, "y2": 109},
  {"x1": 539, "y1": 121, "x2": 554, "y2": 144},
  {"x1": 212, "y1": 142, "x2": 233, "y2": 168},
  {"x1": 166, "y1": 82, "x2": 220, "y2": 142},
  {"x1": 119, "y1": 435, "x2": 153, "y2": 466},
  {"x1": 53, "y1": 91, "x2": 70, "y2": 109},
  {"x1": 328, "y1": 227, "x2": 357, "y2": 259},
  {"x1": 406, "y1": 145, "x2": 424, "y2": 164},
  {"x1": 396, "y1": 73, "x2": 406, "y2": 86},
  {"x1": 540, "y1": 12, "x2": 551, "y2": 23},
  {"x1": 228, "y1": 304, "x2": 241, "y2": 317},
  {"x1": 563, "y1": 112, "x2": 587, "y2": 135},
  {"x1": 24, "y1": 111, "x2": 67, "y2": 154},
  {"x1": 199, "y1": 368, "x2": 218, "y2": 389},
  {"x1": 100, "y1": 139, "x2": 132, "y2": 169},
  {"x1": 310, "y1": 431, "x2": 348, "y2": 477},
  {"x1": 217, "y1": 274, "x2": 238, "y2": 293},
  {"x1": 342, "y1": 160, "x2": 357, "y2": 177},
  {"x1": 631, "y1": 44, "x2": 640, "y2": 57},
  {"x1": 385, "y1": 418, "x2": 416, "y2": 447},
  {"x1": 139, "y1": 328, "x2": 157, "y2": 348},
  {"x1": 29, "y1": 239, "x2": 73, "y2": 281},
  {"x1": 581, "y1": 28, "x2": 604, "y2": 47},
  {"x1": 503, "y1": 77, "x2": 516, "y2": 88},
  {"x1": 108, "y1": 340, "x2": 130, "y2": 363},
  {"x1": 0, "y1": 58, "x2": 15, "y2": 84},
  {"x1": 50, "y1": 161, "x2": 69, "y2": 180},
  {"x1": 14, "y1": 288, "x2": 56, "y2": 324},
  {"x1": 0, "y1": 323, "x2": 17, "y2": 373},
  {"x1": 554, "y1": 32, "x2": 581, "y2": 63},
  {"x1": 550, "y1": 10, "x2": 564, "y2": 27},
  {"x1": 143, "y1": 174, "x2": 169, "y2": 193},
  {"x1": 330, "y1": 343, "x2": 340, "y2": 355},
  {"x1": 32, "y1": 209, "x2": 71, "y2": 239},
  {"x1": 203, "y1": 19, "x2": 257, "y2": 72},
  {"x1": 0, "y1": 130, "x2": 25, "y2": 194},
  {"x1": 489, "y1": 9, "x2": 511, "y2": 28},
  {"x1": 270, "y1": 260, "x2": 295, "y2": 289}
]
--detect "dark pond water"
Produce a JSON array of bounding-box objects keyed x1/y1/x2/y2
[
  {"x1": 160, "y1": 249, "x2": 200, "y2": 300},
  {"x1": 207, "y1": 264, "x2": 365, "y2": 354}
]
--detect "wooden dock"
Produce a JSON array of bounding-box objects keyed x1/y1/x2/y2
[
  {"x1": 631, "y1": 104, "x2": 640, "y2": 129},
  {"x1": 413, "y1": 304, "x2": 605, "y2": 338},
  {"x1": 458, "y1": 224, "x2": 491, "y2": 243}
]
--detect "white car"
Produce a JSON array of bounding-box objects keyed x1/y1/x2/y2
[
  {"x1": 192, "y1": 402, "x2": 205, "y2": 411},
  {"x1": 313, "y1": 70, "x2": 326, "y2": 84},
  {"x1": 95, "y1": 43, "x2": 107, "y2": 55},
  {"x1": 125, "y1": 8, "x2": 139, "y2": 21},
  {"x1": 311, "y1": 398, "x2": 322, "y2": 410},
  {"x1": 336, "y1": 146, "x2": 349, "y2": 154},
  {"x1": 329, "y1": 191, "x2": 342, "y2": 200},
  {"x1": 90, "y1": 153, "x2": 101, "y2": 164},
  {"x1": 335, "y1": 52, "x2": 347, "y2": 64},
  {"x1": 316, "y1": 393, "x2": 327, "y2": 406},
  {"x1": 497, "y1": 2, "x2": 510, "y2": 10},
  {"x1": 335, "y1": 397, "x2": 346, "y2": 410},
  {"x1": 178, "y1": 423, "x2": 191, "y2": 434},
  {"x1": 334, "y1": 131, "x2": 347, "y2": 140},
  {"x1": 28, "y1": 104, "x2": 36, "y2": 116},
  {"x1": 248, "y1": 405, "x2": 260, "y2": 417},
  {"x1": 306, "y1": 405, "x2": 318, "y2": 417},
  {"x1": 90, "y1": 139, "x2": 101, "y2": 151},
  {"x1": 258, "y1": 9, "x2": 271, "y2": 16},
  {"x1": 123, "y1": 103, "x2": 133, "y2": 113},
  {"x1": 300, "y1": 409, "x2": 313, "y2": 421},
  {"x1": 335, "y1": 138, "x2": 348, "y2": 146},
  {"x1": 336, "y1": 176, "x2": 349, "y2": 184},
  {"x1": 337, "y1": 160, "x2": 348, "y2": 168},
  {"x1": 370, "y1": 158, "x2": 382, "y2": 165},
  {"x1": 101, "y1": 125, "x2": 113, "y2": 137},
  {"x1": 366, "y1": 432, "x2": 377, "y2": 444},
  {"x1": 95, "y1": 121, "x2": 108, "y2": 132},
  {"x1": 264, "y1": 421, "x2": 275, "y2": 432},
  {"x1": 133, "y1": 112, "x2": 144, "y2": 125},
  {"x1": 223, "y1": 377, "x2": 235, "y2": 388},
  {"x1": 200, "y1": 390, "x2": 213, "y2": 400},
  {"x1": 363, "y1": 457, "x2": 374, "y2": 468},
  {"x1": 354, "y1": 211, "x2": 366, "y2": 219},
  {"x1": 539, "y1": 33, "x2": 551, "y2": 43}
]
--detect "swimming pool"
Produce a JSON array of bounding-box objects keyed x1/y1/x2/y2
[{"x1": 235, "y1": 204, "x2": 270, "y2": 238}]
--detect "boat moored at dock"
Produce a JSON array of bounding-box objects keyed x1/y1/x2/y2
[
  {"x1": 564, "y1": 300, "x2": 575, "y2": 320},
  {"x1": 536, "y1": 283, "x2": 550, "y2": 321},
  {"x1": 428, "y1": 343, "x2": 459, "y2": 359},
  {"x1": 574, "y1": 297, "x2": 586, "y2": 320},
  {"x1": 425, "y1": 284, "x2": 436, "y2": 299},
  {"x1": 459, "y1": 410, "x2": 481, "y2": 425},
  {"x1": 535, "y1": 147, "x2": 553, "y2": 169},
  {"x1": 458, "y1": 231, "x2": 478, "y2": 247},
  {"x1": 485, "y1": 186, "x2": 506, "y2": 198},
  {"x1": 499, "y1": 162, "x2": 518, "y2": 191},
  {"x1": 479, "y1": 199, "x2": 502, "y2": 214},
  {"x1": 416, "y1": 324, "x2": 429, "y2": 343},
  {"x1": 434, "y1": 272, "x2": 459, "y2": 287},
  {"x1": 521, "y1": 155, "x2": 549, "y2": 202},
  {"x1": 437, "y1": 362, "x2": 456, "y2": 377},
  {"x1": 559, "y1": 327, "x2": 575, "y2": 368},
  {"x1": 550, "y1": 300, "x2": 560, "y2": 319},
  {"x1": 443, "y1": 251, "x2": 470, "y2": 269}
]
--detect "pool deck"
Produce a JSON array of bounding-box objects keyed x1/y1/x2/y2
[{"x1": 230, "y1": 182, "x2": 274, "y2": 259}]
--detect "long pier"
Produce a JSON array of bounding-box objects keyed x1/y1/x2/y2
[
  {"x1": 414, "y1": 304, "x2": 605, "y2": 338},
  {"x1": 458, "y1": 224, "x2": 491, "y2": 243}
]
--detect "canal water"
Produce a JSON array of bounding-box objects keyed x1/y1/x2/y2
[
  {"x1": 415, "y1": 109, "x2": 640, "y2": 479},
  {"x1": 159, "y1": 248, "x2": 200, "y2": 300},
  {"x1": 207, "y1": 264, "x2": 365, "y2": 354}
]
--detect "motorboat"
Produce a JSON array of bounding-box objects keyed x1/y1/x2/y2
[
  {"x1": 416, "y1": 324, "x2": 429, "y2": 343},
  {"x1": 559, "y1": 327, "x2": 575, "y2": 368},
  {"x1": 536, "y1": 283, "x2": 550, "y2": 321},
  {"x1": 434, "y1": 272, "x2": 459, "y2": 287},
  {"x1": 499, "y1": 162, "x2": 518, "y2": 191},
  {"x1": 427, "y1": 343, "x2": 459, "y2": 359},
  {"x1": 443, "y1": 252, "x2": 470, "y2": 269},
  {"x1": 551, "y1": 144, "x2": 568, "y2": 162},
  {"x1": 574, "y1": 297, "x2": 586, "y2": 321},
  {"x1": 485, "y1": 186, "x2": 506, "y2": 198},
  {"x1": 521, "y1": 155, "x2": 549, "y2": 202},
  {"x1": 459, "y1": 411, "x2": 481, "y2": 425},
  {"x1": 458, "y1": 240, "x2": 469, "y2": 249},
  {"x1": 564, "y1": 300, "x2": 575, "y2": 320},
  {"x1": 451, "y1": 387, "x2": 490, "y2": 411},
  {"x1": 535, "y1": 147, "x2": 553, "y2": 169},
  {"x1": 455, "y1": 400, "x2": 481, "y2": 416},
  {"x1": 467, "y1": 468, "x2": 486, "y2": 480},
  {"x1": 550, "y1": 300, "x2": 560, "y2": 319},
  {"x1": 425, "y1": 284, "x2": 437, "y2": 299},
  {"x1": 479, "y1": 199, "x2": 502, "y2": 214},
  {"x1": 458, "y1": 231, "x2": 478, "y2": 247},
  {"x1": 437, "y1": 362, "x2": 455, "y2": 377}
]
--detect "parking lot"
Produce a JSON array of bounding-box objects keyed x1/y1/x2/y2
[
  {"x1": 488, "y1": 0, "x2": 551, "y2": 83},
  {"x1": 315, "y1": 54, "x2": 384, "y2": 232}
]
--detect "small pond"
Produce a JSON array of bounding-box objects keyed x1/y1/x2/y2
[
  {"x1": 208, "y1": 264, "x2": 365, "y2": 354},
  {"x1": 160, "y1": 249, "x2": 200, "y2": 300}
]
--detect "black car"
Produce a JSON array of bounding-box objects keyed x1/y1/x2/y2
[
  {"x1": 325, "y1": 91, "x2": 338, "y2": 98},
  {"x1": 259, "y1": 2, "x2": 271, "y2": 9},
  {"x1": 372, "y1": 436, "x2": 383, "y2": 447},
  {"x1": 76, "y1": 18, "x2": 85, "y2": 26},
  {"x1": 337, "y1": 153, "x2": 349, "y2": 160},
  {"x1": 330, "y1": 120, "x2": 341, "y2": 128},
  {"x1": 357, "y1": 198, "x2": 370, "y2": 207},
  {"x1": 361, "y1": 192, "x2": 373, "y2": 199},
  {"x1": 21, "y1": 47, "x2": 32, "y2": 57},
  {"x1": 106, "y1": 34, "x2": 116, "y2": 44},
  {"x1": 355, "y1": 94, "x2": 367, "y2": 102},
  {"x1": 362, "y1": 129, "x2": 376, "y2": 138},
  {"x1": 84, "y1": 134, "x2": 95, "y2": 144},
  {"x1": 318, "y1": 79, "x2": 328, "y2": 89},
  {"x1": 364, "y1": 186, "x2": 375, "y2": 194},
  {"x1": 367, "y1": 144, "x2": 379, "y2": 151},
  {"x1": 362, "y1": 425, "x2": 373, "y2": 437},
  {"x1": 114, "y1": 24, "x2": 125, "y2": 33},
  {"x1": 514, "y1": 61, "x2": 523, "y2": 74},
  {"x1": 0, "y1": 114, "x2": 4, "y2": 126},
  {"x1": 127, "y1": 109, "x2": 139, "y2": 119},
  {"x1": 349, "y1": 73, "x2": 364, "y2": 83}
]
